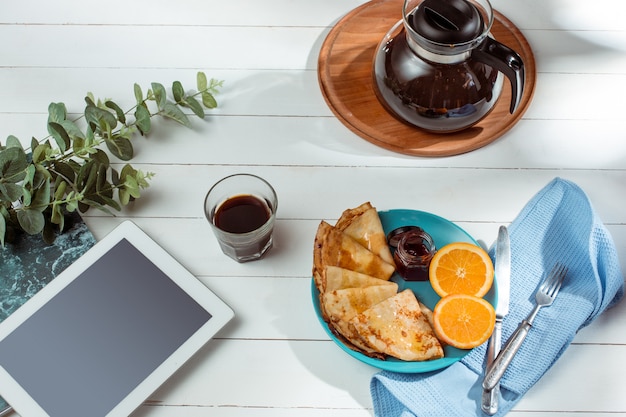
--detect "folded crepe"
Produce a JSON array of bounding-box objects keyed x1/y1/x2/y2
[
  {"x1": 313, "y1": 221, "x2": 395, "y2": 292},
  {"x1": 351, "y1": 289, "x2": 444, "y2": 361},
  {"x1": 319, "y1": 270, "x2": 393, "y2": 321},
  {"x1": 324, "y1": 265, "x2": 396, "y2": 293},
  {"x1": 323, "y1": 285, "x2": 400, "y2": 324},
  {"x1": 323, "y1": 284, "x2": 399, "y2": 356},
  {"x1": 335, "y1": 202, "x2": 394, "y2": 265}
]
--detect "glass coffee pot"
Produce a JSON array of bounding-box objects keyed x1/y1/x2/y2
[{"x1": 373, "y1": 0, "x2": 525, "y2": 133}]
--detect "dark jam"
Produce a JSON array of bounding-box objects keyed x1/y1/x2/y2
[
  {"x1": 390, "y1": 227, "x2": 436, "y2": 281},
  {"x1": 373, "y1": 24, "x2": 501, "y2": 132},
  {"x1": 214, "y1": 195, "x2": 271, "y2": 234}
]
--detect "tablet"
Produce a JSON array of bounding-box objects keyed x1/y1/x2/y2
[{"x1": 0, "y1": 220, "x2": 234, "y2": 417}]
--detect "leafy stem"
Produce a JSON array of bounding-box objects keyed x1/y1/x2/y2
[{"x1": 0, "y1": 72, "x2": 222, "y2": 245}]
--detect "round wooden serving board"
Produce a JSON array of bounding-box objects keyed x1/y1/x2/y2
[{"x1": 318, "y1": 0, "x2": 536, "y2": 157}]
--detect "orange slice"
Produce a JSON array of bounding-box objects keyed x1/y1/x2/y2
[
  {"x1": 429, "y1": 242, "x2": 494, "y2": 298},
  {"x1": 433, "y1": 294, "x2": 496, "y2": 349}
]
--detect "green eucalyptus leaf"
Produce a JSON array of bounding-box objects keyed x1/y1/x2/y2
[
  {"x1": 85, "y1": 123, "x2": 95, "y2": 144},
  {"x1": 100, "y1": 194, "x2": 121, "y2": 211},
  {"x1": 6, "y1": 135, "x2": 23, "y2": 150},
  {"x1": 17, "y1": 208, "x2": 45, "y2": 235},
  {"x1": 31, "y1": 178, "x2": 51, "y2": 211},
  {"x1": 85, "y1": 104, "x2": 117, "y2": 132},
  {"x1": 182, "y1": 96, "x2": 205, "y2": 118},
  {"x1": 22, "y1": 187, "x2": 31, "y2": 207},
  {"x1": 52, "y1": 161, "x2": 76, "y2": 183},
  {"x1": 119, "y1": 164, "x2": 149, "y2": 201},
  {"x1": 60, "y1": 119, "x2": 86, "y2": 140},
  {"x1": 0, "y1": 147, "x2": 28, "y2": 180},
  {"x1": 80, "y1": 197, "x2": 116, "y2": 215},
  {"x1": 172, "y1": 81, "x2": 184, "y2": 103},
  {"x1": 95, "y1": 163, "x2": 108, "y2": 193},
  {"x1": 197, "y1": 72, "x2": 208, "y2": 92},
  {"x1": 110, "y1": 168, "x2": 120, "y2": 186},
  {"x1": 82, "y1": 162, "x2": 99, "y2": 194},
  {"x1": 86, "y1": 193, "x2": 105, "y2": 206},
  {"x1": 135, "y1": 105, "x2": 151, "y2": 135},
  {"x1": 72, "y1": 136, "x2": 86, "y2": 155},
  {"x1": 0, "y1": 212, "x2": 5, "y2": 247},
  {"x1": 48, "y1": 122, "x2": 71, "y2": 152},
  {"x1": 119, "y1": 188, "x2": 131, "y2": 206},
  {"x1": 134, "y1": 83, "x2": 144, "y2": 105},
  {"x1": 90, "y1": 149, "x2": 110, "y2": 166},
  {"x1": 78, "y1": 200, "x2": 90, "y2": 213},
  {"x1": 0, "y1": 205, "x2": 9, "y2": 220},
  {"x1": 0, "y1": 183, "x2": 23, "y2": 202},
  {"x1": 64, "y1": 201, "x2": 76, "y2": 213},
  {"x1": 31, "y1": 137, "x2": 39, "y2": 152},
  {"x1": 76, "y1": 160, "x2": 94, "y2": 190},
  {"x1": 66, "y1": 191, "x2": 82, "y2": 213},
  {"x1": 67, "y1": 159, "x2": 82, "y2": 175},
  {"x1": 136, "y1": 169, "x2": 153, "y2": 188},
  {"x1": 123, "y1": 175, "x2": 140, "y2": 198},
  {"x1": 51, "y1": 201, "x2": 64, "y2": 227},
  {"x1": 160, "y1": 102, "x2": 191, "y2": 127},
  {"x1": 105, "y1": 100, "x2": 126, "y2": 124},
  {"x1": 32, "y1": 143, "x2": 50, "y2": 164},
  {"x1": 151, "y1": 82, "x2": 167, "y2": 110},
  {"x1": 201, "y1": 91, "x2": 218, "y2": 109},
  {"x1": 54, "y1": 180, "x2": 67, "y2": 200},
  {"x1": 88, "y1": 92, "x2": 99, "y2": 104},
  {"x1": 120, "y1": 164, "x2": 136, "y2": 179},
  {"x1": 84, "y1": 95, "x2": 96, "y2": 107},
  {"x1": 32, "y1": 164, "x2": 51, "y2": 189},
  {"x1": 48, "y1": 102, "x2": 67, "y2": 124},
  {"x1": 105, "y1": 135, "x2": 133, "y2": 161},
  {"x1": 23, "y1": 164, "x2": 36, "y2": 187}
]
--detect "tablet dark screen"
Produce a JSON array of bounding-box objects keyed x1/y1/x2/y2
[{"x1": 0, "y1": 238, "x2": 212, "y2": 417}]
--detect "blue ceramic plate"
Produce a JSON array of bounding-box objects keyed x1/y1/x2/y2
[{"x1": 312, "y1": 209, "x2": 497, "y2": 373}]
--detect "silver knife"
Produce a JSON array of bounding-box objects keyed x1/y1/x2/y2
[{"x1": 481, "y1": 225, "x2": 510, "y2": 415}]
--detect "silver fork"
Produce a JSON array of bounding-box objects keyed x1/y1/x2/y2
[{"x1": 482, "y1": 263, "x2": 567, "y2": 391}]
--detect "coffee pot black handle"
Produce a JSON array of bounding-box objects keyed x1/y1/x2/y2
[{"x1": 473, "y1": 37, "x2": 525, "y2": 113}]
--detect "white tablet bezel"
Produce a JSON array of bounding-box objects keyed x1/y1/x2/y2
[{"x1": 0, "y1": 220, "x2": 234, "y2": 417}]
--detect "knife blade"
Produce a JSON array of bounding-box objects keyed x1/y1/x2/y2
[{"x1": 481, "y1": 225, "x2": 510, "y2": 415}]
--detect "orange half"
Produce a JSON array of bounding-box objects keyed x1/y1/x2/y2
[
  {"x1": 433, "y1": 294, "x2": 496, "y2": 349},
  {"x1": 429, "y1": 242, "x2": 494, "y2": 298}
]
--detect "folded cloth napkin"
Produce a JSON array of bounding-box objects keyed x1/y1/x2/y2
[{"x1": 371, "y1": 177, "x2": 624, "y2": 416}]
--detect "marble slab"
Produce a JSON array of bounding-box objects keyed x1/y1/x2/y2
[{"x1": 0, "y1": 213, "x2": 96, "y2": 410}]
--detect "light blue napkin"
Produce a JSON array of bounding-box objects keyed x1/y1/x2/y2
[{"x1": 371, "y1": 177, "x2": 624, "y2": 416}]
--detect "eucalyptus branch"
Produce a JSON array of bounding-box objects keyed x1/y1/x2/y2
[{"x1": 0, "y1": 72, "x2": 222, "y2": 245}]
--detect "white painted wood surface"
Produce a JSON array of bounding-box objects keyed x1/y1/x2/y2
[{"x1": 0, "y1": 0, "x2": 624, "y2": 415}]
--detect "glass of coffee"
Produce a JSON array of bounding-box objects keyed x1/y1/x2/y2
[{"x1": 204, "y1": 174, "x2": 278, "y2": 262}]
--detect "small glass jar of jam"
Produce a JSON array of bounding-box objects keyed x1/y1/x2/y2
[{"x1": 388, "y1": 227, "x2": 436, "y2": 281}]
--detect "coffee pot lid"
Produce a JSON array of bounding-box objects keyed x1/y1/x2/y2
[{"x1": 411, "y1": 0, "x2": 484, "y2": 44}]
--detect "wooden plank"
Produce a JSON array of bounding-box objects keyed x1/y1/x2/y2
[
  {"x1": 75, "y1": 166, "x2": 626, "y2": 224},
  {"x1": 0, "y1": 0, "x2": 369, "y2": 27},
  {"x1": 131, "y1": 340, "x2": 626, "y2": 414},
  {"x1": 2, "y1": 110, "x2": 626, "y2": 170}
]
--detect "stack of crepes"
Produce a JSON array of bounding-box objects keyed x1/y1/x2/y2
[{"x1": 313, "y1": 202, "x2": 444, "y2": 361}]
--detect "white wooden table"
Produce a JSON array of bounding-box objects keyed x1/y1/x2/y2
[{"x1": 0, "y1": 0, "x2": 625, "y2": 415}]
